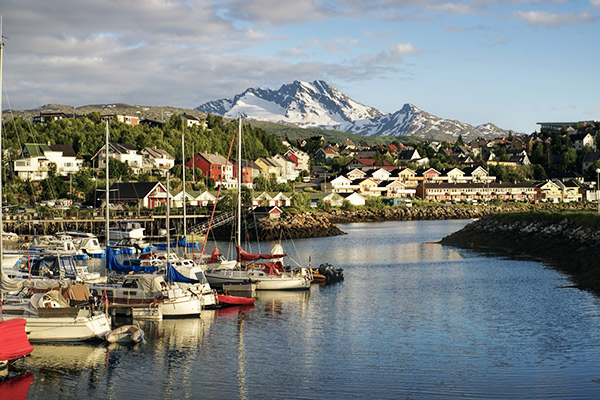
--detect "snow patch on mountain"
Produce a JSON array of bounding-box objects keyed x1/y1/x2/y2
[{"x1": 196, "y1": 80, "x2": 511, "y2": 140}]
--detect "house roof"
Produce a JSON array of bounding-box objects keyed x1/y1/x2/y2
[
  {"x1": 142, "y1": 147, "x2": 173, "y2": 159},
  {"x1": 49, "y1": 144, "x2": 76, "y2": 157},
  {"x1": 421, "y1": 182, "x2": 536, "y2": 190},
  {"x1": 200, "y1": 152, "x2": 230, "y2": 165},
  {"x1": 108, "y1": 182, "x2": 165, "y2": 201},
  {"x1": 110, "y1": 142, "x2": 138, "y2": 153},
  {"x1": 23, "y1": 143, "x2": 51, "y2": 157}
]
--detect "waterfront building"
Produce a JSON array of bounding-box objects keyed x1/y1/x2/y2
[{"x1": 416, "y1": 182, "x2": 537, "y2": 203}]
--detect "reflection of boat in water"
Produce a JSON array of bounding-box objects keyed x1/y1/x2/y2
[
  {"x1": 254, "y1": 289, "x2": 312, "y2": 303},
  {"x1": 25, "y1": 343, "x2": 107, "y2": 372},
  {"x1": 215, "y1": 304, "x2": 254, "y2": 317},
  {"x1": 0, "y1": 371, "x2": 34, "y2": 399},
  {"x1": 144, "y1": 312, "x2": 214, "y2": 351}
]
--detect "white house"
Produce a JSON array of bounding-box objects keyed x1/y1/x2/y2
[
  {"x1": 346, "y1": 168, "x2": 367, "y2": 181},
  {"x1": 194, "y1": 191, "x2": 217, "y2": 207},
  {"x1": 182, "y1": 114, "x2": 207, "y2": 129},
  {"x1": 14, "y1": 143, "x2": 83, "y2": 181},
  {"x1": 330, "y1": 175, "x2": 354, "y2": 193},
  {"x1": 92, "y1": 142, "x2": 144, "y2": 174},
  {"x1": 272, "y1": 154, "x2": 299, "y2": 182},
  {"x1": 285, "y1": 148, "x2": 310, "y2": 172},
  {"x1": 340, "y1": 192, "x2": 366, "y2": 206},
  {"x1": 369, "y1": 168, "x2": 392, "y2": 182},
  {"x1": 140, "y1": 147, "x2": 175, "y2": 174},
  {"x1": 171, "y1": 190, "x2": 195, "y2": 208}
]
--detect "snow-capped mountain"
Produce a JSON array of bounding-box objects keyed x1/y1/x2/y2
[{"x1": 196, "y1": 80, "x2": 509, "y2": 140}]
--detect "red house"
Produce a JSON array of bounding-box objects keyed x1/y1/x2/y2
[{"x1": 187, "y1": 152, "x2": 232, "y2": 183}]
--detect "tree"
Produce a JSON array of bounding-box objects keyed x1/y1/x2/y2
[
  {"x1": 292, "y1": 191, "x2": 310, "y2": 210},
  {"x1": 560, "y1": 148, "x2": 577, "y2": 172},
  {"x1": 316, "y1": 199, "x2": 331, "y2": 211}
]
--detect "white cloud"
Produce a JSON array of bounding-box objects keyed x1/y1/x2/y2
[
  {"x1": 219, "y1": 0, "x2": 336, "y2": 26},
  {"x1": 382, "y1": 43, "x2": 421, "y2": 62},
  {"x1": 425, "y1": 3, "x2": 478, "y2": 15},
  {"x1": 515, "y1": 10, "x2": 596, "y2": 27},
  {"x1": 591, "y1": 0, "x2": 600, "y2": 7}
]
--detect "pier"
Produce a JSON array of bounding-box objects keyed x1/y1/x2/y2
[{"x1": 2, "y1": 212, "x2": 215, "y2": 238}]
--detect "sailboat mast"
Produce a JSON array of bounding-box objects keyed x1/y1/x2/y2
[
  {"x1": 237, "y1": 117, "x2": 242, "y2": 248},
  {"x1": 181, "y1": 127, "x2": 186, "y2": 247},
  {"x1": 166, "y1": 170, "x2": 171, "y2": 259},
  {"x1": 105, "y1": 119, "x2": 110, "y2": 247},
  {"x1": 0, "y1": 16, "x2": 4, "y2": 287}
]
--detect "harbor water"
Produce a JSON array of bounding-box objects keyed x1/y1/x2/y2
[{"x1": 9, "y1": 219, "x2": 600, "y2": 399}]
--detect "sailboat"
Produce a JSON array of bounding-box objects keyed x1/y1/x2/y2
[
  {"x1": 91, "y1": 130, "x2": 203, "y2": 319},
  {"x1": 204, "y1": 118, "x2": 311, "y2": 290},
  {"x1": 0, "y1": 18, "x2": 111, "y2": 342}
]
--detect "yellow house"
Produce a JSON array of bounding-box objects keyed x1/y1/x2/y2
[
  {"x1": 535, "y1": 180, "x2": 562, "y2": 203},
  {"x1": 358, "y1": 177, "x2": 379, "y2": 195}
]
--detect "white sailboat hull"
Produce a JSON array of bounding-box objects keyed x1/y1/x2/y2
[
  {"x1": 161, "y1": 296, "x2": 202, "y2": 317},
  {"x1": 254, "y1": 277, "x2": 311, "y2": 290},
  {"x1": 3, "y1": 313, "x2": 111, "y2": 342}
]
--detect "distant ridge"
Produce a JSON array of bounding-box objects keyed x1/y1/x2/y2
[{"x1": 196, "y1": 80, "x2": 512, "y2": 141}]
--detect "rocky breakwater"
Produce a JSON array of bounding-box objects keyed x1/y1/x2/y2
[
  {"x1": 441, "y1": 213, "x2": 600, "y2": 296},
  {"x1": 253, "y1": 211, "x2": 345, "y2": 241},
  {"x1": 322, "y1": 205, "x2": 488, "y2": 224}
]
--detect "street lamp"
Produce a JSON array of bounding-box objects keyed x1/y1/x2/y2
[{"x1": 596, "y1": 168, "x2": 600, "y2": 212}]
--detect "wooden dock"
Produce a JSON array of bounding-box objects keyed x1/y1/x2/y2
[{"x1": 3, "y1": 212, "x2": 215, "y2": 238}]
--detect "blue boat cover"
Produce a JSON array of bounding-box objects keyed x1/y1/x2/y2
[
  {"x1": 166, "y1": 264, "x2": 199, "y2": 284},
  {"x1": 105, "y1": 247, "x2": 158, "y2": 274}
]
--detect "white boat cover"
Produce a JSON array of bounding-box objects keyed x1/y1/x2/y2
[{"x1": 0, "y1": 271, "x2": 64, "y2": 293}]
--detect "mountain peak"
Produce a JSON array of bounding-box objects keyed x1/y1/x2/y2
[{"x1": 196, "y1": 81, "x2": 510, "y2": 140}]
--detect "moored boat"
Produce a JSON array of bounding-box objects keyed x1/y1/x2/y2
[
  {"x1": 105, "y1": 324, "x2": 145, "y2": 344},
  {"x1": 216, "y1": 294, "x2": 255, "y2": 307},
  {"x1": 1, "y1": 286, "x2": 112, "y2": 342},
  {"x1": 0, "y1": 318, "x2": 33, "y2": 370}
]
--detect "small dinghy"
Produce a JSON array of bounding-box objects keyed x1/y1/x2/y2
[
  {"x1": 217, "y1": 294, "x2": 255, "y2": 307},
  {"x1": 105, "y1": 325, "x2": 145, "y2": 344}
]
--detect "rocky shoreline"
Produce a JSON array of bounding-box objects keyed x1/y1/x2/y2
[
  {"x1": 251, "y1": 205, "x2": 490, "y2": 241},
  {"x1": 250, "y1": 204, "x2": 596, "y2": 241},
  {"x1": 441, "y1": 213, "x2": 600, "y2": 296}
]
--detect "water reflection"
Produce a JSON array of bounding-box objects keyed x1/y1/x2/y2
[
  {"x1": 0, "y1": 371, "x2": 34, "y2": 400},
  {"x1": 255, "y1": 289, "x2": 312, "y2": 318},
  {"x1": 19, "y1": 220, "x2": 600, "y2": 399}
]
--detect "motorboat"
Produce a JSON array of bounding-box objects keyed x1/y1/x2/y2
[
  {"x1": 107, "y1": 221, "x2": 145, "y2": 241},
  {"x1": 75, "y1": 237, "x2": 105, "y2": 257},
  {"x1": 111, "y1": 237, "x2": 152, "y2": 254},
  {"x1": 26, "y1": 254, "x2": 104, "y2": 284},
  {"x1": 29, "y1": 235, "x2": 82, "y2": 256},
  {"x1": 0, "y1": 285, "x2": 112, "y2": 342}
]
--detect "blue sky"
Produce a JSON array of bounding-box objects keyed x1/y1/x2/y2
[{"x1": 1, "y1": 0, "x2": 599, "y2": 134}]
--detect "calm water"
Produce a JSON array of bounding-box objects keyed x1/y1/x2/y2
[{"x1": 9, "y1": 220, "x2": 600, "y2": 399}]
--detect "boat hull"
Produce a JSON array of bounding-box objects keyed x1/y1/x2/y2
[
  {"x1": 3, "y1": 313, "x2": 111, "y2": 342},
  {"x1": 254, "y1": 278, "x2": 311, "y2": 290},
  {"x1": 161, "y1": 296, "x2": 202, "y2": 317}
]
